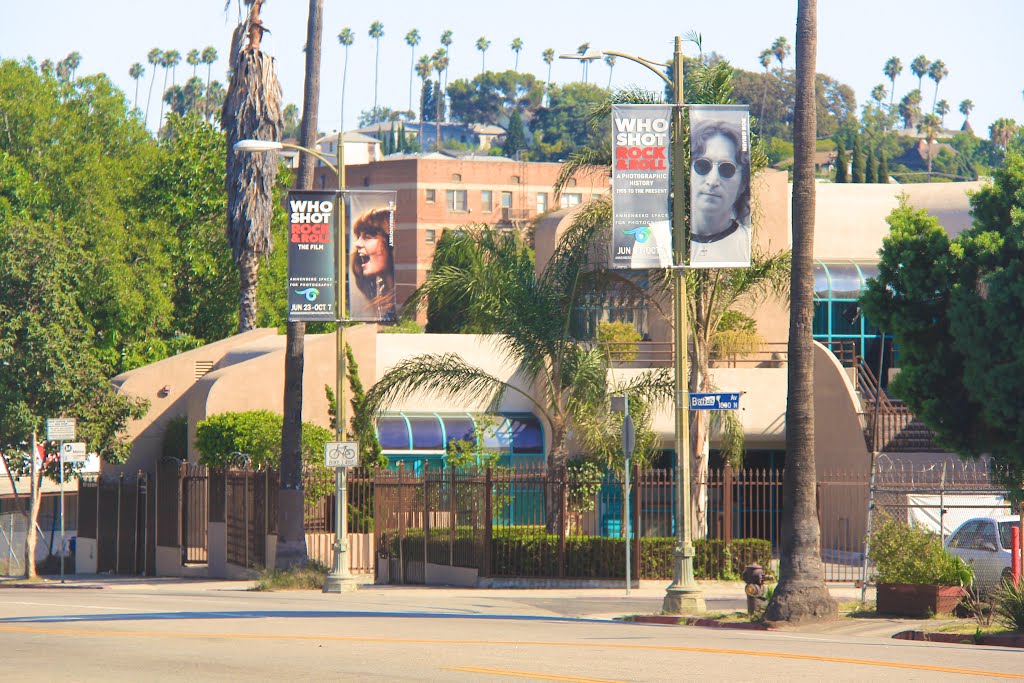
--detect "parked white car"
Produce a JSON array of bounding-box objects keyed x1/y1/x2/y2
[{"x1": 945, "y1": 516, "x2": 1020, "y2": 593}]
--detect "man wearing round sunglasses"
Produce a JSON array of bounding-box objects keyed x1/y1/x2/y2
[{"x1": 689, "y1": 117, "x2": 751, "y2": 267}]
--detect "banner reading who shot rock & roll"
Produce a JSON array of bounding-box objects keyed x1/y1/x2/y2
[
  {"x1": 611, "y1": 104, "x2": 673, "y2": 269},
  {"x1": 688, "y1": 105, "x2": 751, "y2": 268},
  {"x1": 287, "y1": 190, "x2": 337, "y2": 322},
  {"x1": 344, "y1": 190, "x2": 397, "y2": 323}
]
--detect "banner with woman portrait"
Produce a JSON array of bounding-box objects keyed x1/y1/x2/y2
[
  {"x1": 344, "y1": 190, "x2": 397, "y2": 323},
  {"x1": 688, "y1": 105, "x2": 751, "y2": 268}
]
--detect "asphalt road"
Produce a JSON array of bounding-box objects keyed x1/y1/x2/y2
[{"x1": 1, "y1": 581, "x2": 1021, "y2": 682}]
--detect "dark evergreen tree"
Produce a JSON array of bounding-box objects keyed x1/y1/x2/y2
[
  {"x1": 864, "y1": 145, "x2": 877, "y2": 183},
  {"x1": 421, "y1": 79, "x2": 436, "y2": 121},
  {"x1": 878, "y1": 147, "x2": 889, "y2": 183},
  {"x1": 851, "y1": 135, "x2": 865, "y2": 183},
  {"x1": 503, "y1": 108, "x2": 527, "y2": 158},
  {"x1": 834, "y1": 137, "x2": 848, "y2": 182}
]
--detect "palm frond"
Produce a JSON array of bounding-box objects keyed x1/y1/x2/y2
[
  {"x1": 710, "y1": 409, "x2": 744, "y2": 468},
  {"x1": 364, "y1": 353, "x2": 548, "y2": 421},
  {"x1": 614, "y1": 368, "x2": 674, "y2": 407},
  {"x1": 553, "y1": 147, "x2": 610, "y2": 200}
]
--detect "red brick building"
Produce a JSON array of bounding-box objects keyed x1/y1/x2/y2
[{"x1": 314, "y1": 152, "x2": 610, "y2": 305}]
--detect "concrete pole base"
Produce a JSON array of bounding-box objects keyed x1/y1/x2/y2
[
  {"x1": 322, "y1": 574, "x2": 360, "y2": 593},
  {"x1": 662, "y1": 587, "x2": 706, "y2": 615}
]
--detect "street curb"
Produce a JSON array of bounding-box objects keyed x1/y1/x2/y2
[
  {"x1": 625, "y1": 615, "x2": 771, "y2": 630},
  {"x1": 893, "y1": 630, "x2": 1024, "y2": 648},
  {"x1": 0, "y1": 583, "x2": 104, "y2": 590}
]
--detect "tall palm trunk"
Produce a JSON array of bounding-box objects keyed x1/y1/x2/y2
[
  {"x1": 133, "y1": 79, "x2": 140, "y2": 110},
  {"x1": 764, "y1": 0, "x2": 837, "y2": 625},
  {"x1": 145, "y1": 68, "x2": 158, "y2": 129},
  {"x1": 206, "y1": 64, "x2": 213, "y2": 120},
  {"x1": 158, "y1": 66, "x2": 169, "y2": 132},
  {"x1": 373, "y1": 39, "x2": 381, "y2": 110},
  {"x1": 278, "y1": 0, "x2": 325, "y2": 570}
]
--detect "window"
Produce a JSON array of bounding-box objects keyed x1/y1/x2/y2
[
  {"x1": 425, "y1": 229, "x2": 436, "y2": 244},
  {"x1": 451, "y1": 173, "x2": 462, "y2": 182},
  {"x1": 566, "y1": 178, "x2": 577, "y2": 188},
  {"x1": 425, "y1": 189, "x2": 436, "y2": 204},
  {"x1": 501, "y1": 191, "x2": 513, "y2": 208},
  {"x1": 536, "y1": 192, "x2": 548, "y2": 214},
  {"x1": 559, "y1": 193, "x2": 583, "y2": 208},
  {"x1": 511, "y1": 175, "x2": 521, "y2": 184},
  {"x1": 481, "y1": 190, "x2": 493, "y2": 212},
  {"x1": 447, "y1": 189, "x2": 468, "y2": 212}
]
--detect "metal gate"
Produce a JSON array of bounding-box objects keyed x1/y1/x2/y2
[
  {"x1": 181, "y1": 464, "x2": 208, "y2": 564},
  {"x1": 225, "y1": 469, "x2": 276, "y2": 570}
]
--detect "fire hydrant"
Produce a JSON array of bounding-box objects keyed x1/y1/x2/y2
[{"x1": 742, "y1": 563, "x2": 767, "y2": 615}]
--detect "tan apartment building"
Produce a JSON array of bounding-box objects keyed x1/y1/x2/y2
[{"x1": 313, "y1": 152, "x2": 610, "y2": 306}]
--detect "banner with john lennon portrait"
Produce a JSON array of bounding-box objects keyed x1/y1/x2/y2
[
  {"x1": 344, "y1": 190, "x2": 397, "y2": 323},
  {"x1": 610, "y1": 104, "x2": 673, "y2": 270},
  {"x1": 688, "y1": 105, "x2": 751, "y2": 269}
]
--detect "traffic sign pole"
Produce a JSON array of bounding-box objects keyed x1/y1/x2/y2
[{"x1": 59, "y1": 439, "x2": 64, "y2": 583}]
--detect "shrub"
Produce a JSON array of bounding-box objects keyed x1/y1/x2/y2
[
  {"x1": 597, "y1": 321, "x2": 641, "y2": 362},
  {"x1": 993, "y1": 578, "x2": 1024, "y2": 632},
  {"x1": 867, "y1": 514, "x2": 974, "y2": 586}
]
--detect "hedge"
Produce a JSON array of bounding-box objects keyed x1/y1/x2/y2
[{"x1": 384, "y1": 526, "x2": 771, "y2": 580}]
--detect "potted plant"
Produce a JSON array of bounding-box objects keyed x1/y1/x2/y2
[{"x1": 868, "y1": 514, "x2": 974, "y2": 617}]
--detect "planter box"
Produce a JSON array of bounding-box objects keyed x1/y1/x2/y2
[{"x1": 876, "y1": 583, "x2": 966, "y2": 617}]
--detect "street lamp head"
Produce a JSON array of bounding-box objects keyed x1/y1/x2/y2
[
  {"x1": 559, "y1": 48, "x2": 603, "y2": 62},
  {"x1": 233, "y1": 139, "x2": 284, "y2": 153}
]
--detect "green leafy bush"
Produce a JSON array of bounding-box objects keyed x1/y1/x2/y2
[
  {"x1": 867, "y1": 514, "x2": 974, "y2": 586},
  {"x1": 597, "y1": 321, "x2": 641, "y2": 361},
  {"x1": 993, "y1": 579, "x2": 1024, "y2": 632}
]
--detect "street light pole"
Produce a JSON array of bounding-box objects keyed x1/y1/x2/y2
[
  {"x1": 563, "y1": 36, "x2": 704, "y2": 613},
  {"x1": 233, "y1": 137, "x2": 355, "y2": 591}
]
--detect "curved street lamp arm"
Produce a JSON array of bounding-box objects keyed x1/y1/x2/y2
[
  {"x1": 599, "y1": 50, "x2": 672, "y2": 89},
  {"x1": 278, "y1": 142, "x2": 339, "y2": 176}
]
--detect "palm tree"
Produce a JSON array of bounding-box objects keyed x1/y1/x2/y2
[
  {"x1": 415, "y1": 54, "x2": 431, "y2": 132},
  {"x1": 201, "y1": 46, "x2": 218, "y2": 119},
  {"x1": 511, "y1": 37, "x2": 524, "y2": 72},
  {"x1": 338, "y1": 28, "x2": 354, "y2": 129},
  {"x1": 758, "y1": 49, "x2": 772, "y2": 129},
  {"x1": 577, "y1": 42, "x2": 591, "y2": 82},
  {"x1": 432, "y1": 49, "x2": 448, "y2": 149},
  {"x1": 883, "y1": 56, "x2": 902, "y2": 110},
  {"x1": 223, "y1": 0, "x2": 284, "y2": 333},
  {"x1": 145, "y1": 48, "x2": 162, "y2": 129},
  {"x1": 542, "y1": 48, "x2": 555, "y2": 85},
  {"x1": 440, "y1": 30, "x2": 453, "y2": 88},
  {"x1": 279, "y1": 0, "x2": 325, "y2": 570},
  {"x1": 604, "y1": 54, "x2": 616, "y2": 89},
  {"x1": 404, "y1": 29, "x2": 420, "y2": 115},
  {"x1": 129, "y1": 63, "x2": 144, "y2": 111},
  {"x1": 366, "y1": 224, "x2": 669, "y2": 534},
  {"x1": 898, "y1": 89, "x2": 922, "y2": 129},
  {"x1": 917, "y1": 112, "x2": 940, "y2": 177},
  {"x1": 989, "y1": 117, "x2": 1018, "y2": 149},
  {"x1": 368, "y1": 21, "x2": 384, "y2": 110},
  {"x1": 764, "y1": 0, "x2": 838, "y2": 626},
  {"x1": 959, "y1": 98, "x2": 974, "y2": 128},
  {"x1": 165, "y1": 49, "x2": 182, "y2": 86},
  {"x1": 157, "y1": 51, "x2": 173, "y2": 132},
  {"x1": 187, "y1": 48, "x2": 201, "y2": 77},
  {"x1": 935, "y1": 99, "x2": 950, "y2": 125},
  {"x1": 64, "y1": 51, "x2": 82, "y2": 80},
  {"x1": 771, "y1": 36, "x2": 791, "y2": 71},
  {"x1": 910, "y1": 54, "x2": 930, "y2": 92},
  {"x1": 183, "y1": 76, "x2": 205, "y2": 114},
  {"x1": 870, "y1": 84, "x2": 886, "y2": 105},
  {"x1": 927, "y1": 59, "x2": 948, "y2": 112},
  {"x1": 476, "y1": 36, "x2": 490, "y2": 74}
]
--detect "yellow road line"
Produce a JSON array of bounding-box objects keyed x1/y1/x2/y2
[
  {"x1": 444, "y1": 666, "x2": 624, "y2": 682},
  {"x1": 0, "y1": 625, "x2": 1020, "y2": 680}
]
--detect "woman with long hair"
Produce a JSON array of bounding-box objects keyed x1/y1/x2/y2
[{"x1": 350, "y1": 206, "x2": 396, "y2": 322}]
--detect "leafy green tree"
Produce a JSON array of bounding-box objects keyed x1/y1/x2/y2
[
  {"x1": 324, "y1": 346, "x2": 387, "y2": 470},
  {"x1": 877, "y1": 146, "x2": 889, "y2": 182},
  {"x1": 368, "y1": 21, "x2": 384, "y2": 110},
  {"x1": 834, "y1": 137, "x2": 847, "y2": 182},
  {"x1": 283, "y1": 103, "x2": 300, "y2": 138},
  {"x1": 851, "y1": 135, "x2": 864, "y2": 182},
  {"x1": 861, "y1": 153, "x2": 1024, "y2": 486},
  {"x1": 864, "y1": 144, "x2": 877, "y2": 183},
  {"x1": 447, "y1": 70, "x2": 544, "y2": 126},
  {"x1": 529, "y1": 82, "x2": 608, "y2": 161},
  {"x1": 503, "y1": 108, "x2": 527, "y2": 158}
]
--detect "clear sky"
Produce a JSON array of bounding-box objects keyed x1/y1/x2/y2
[{"x1": 3, "y1": 1, "x2": 1019, "y2": 137}]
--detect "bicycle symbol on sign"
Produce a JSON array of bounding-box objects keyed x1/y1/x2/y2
[{"x1": 324, "y1": 441, "x2": 359, "y2": 468}]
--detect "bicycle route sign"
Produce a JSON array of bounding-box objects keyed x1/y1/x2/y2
[{"x1": 324, "y1": 441, "x2": 359, "y2": 468}]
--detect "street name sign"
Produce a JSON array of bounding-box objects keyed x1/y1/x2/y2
[{"x1": 689, "y1": 392, "x2": 741, "y2": 411}]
